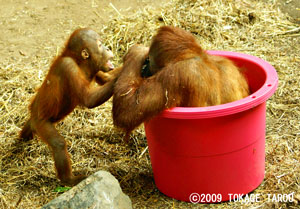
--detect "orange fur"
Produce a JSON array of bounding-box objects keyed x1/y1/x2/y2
[
  {"x1": 113, "y1": 26, "x2": 249, "y2": 140},
  {"x1": 20, "y1": 28, "x2": 121, "y2": 185}
]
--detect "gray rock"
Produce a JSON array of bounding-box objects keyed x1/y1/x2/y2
[{"x1": 42, "y1": 171, "x2": 132, "y2": 209}]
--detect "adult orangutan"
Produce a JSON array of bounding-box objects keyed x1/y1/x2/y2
[
  {"x1": 113, "y1": 26, "x2": 249, "y2": 140},
  {"x1": 20, "y1": 28, "x2": 121, "y2": 185}
]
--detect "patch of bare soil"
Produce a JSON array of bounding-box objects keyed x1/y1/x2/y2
[{"x1": 278, "y1": 0, "x2": 300, "y2": 23}]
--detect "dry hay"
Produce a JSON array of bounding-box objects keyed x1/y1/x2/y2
[{"x1": 0, "y1": 0, "x2": 299, "y2": 208}]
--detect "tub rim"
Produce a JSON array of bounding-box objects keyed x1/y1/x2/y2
[{"x1": 158, "y1": 51, "x2": 278, "y2": 119}]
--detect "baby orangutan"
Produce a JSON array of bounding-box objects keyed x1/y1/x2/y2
[
  {"x1": 113, "y1": 26, "x2": 249, "y2": 140},
  {"x1": 20, "y1": 28, "x2": 121, "y2": 185}
]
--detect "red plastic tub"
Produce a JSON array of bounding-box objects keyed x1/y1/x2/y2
[{"x1": 144, "y1": 51, "x2": 278, "y2": 203}]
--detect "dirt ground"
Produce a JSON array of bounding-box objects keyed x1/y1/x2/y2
[
  {"x1": 0, "y1": 0, "x2": 299, "y2": 209},
  {"x1": 278, "y1": 0, "x2": 300, "y2": 23},
  {"x1": 0, "y1": 0, "x2": 298, "y2": 65},
  {"x1": 0, "y1": 0, "x2": 167, "y2": 64}
]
